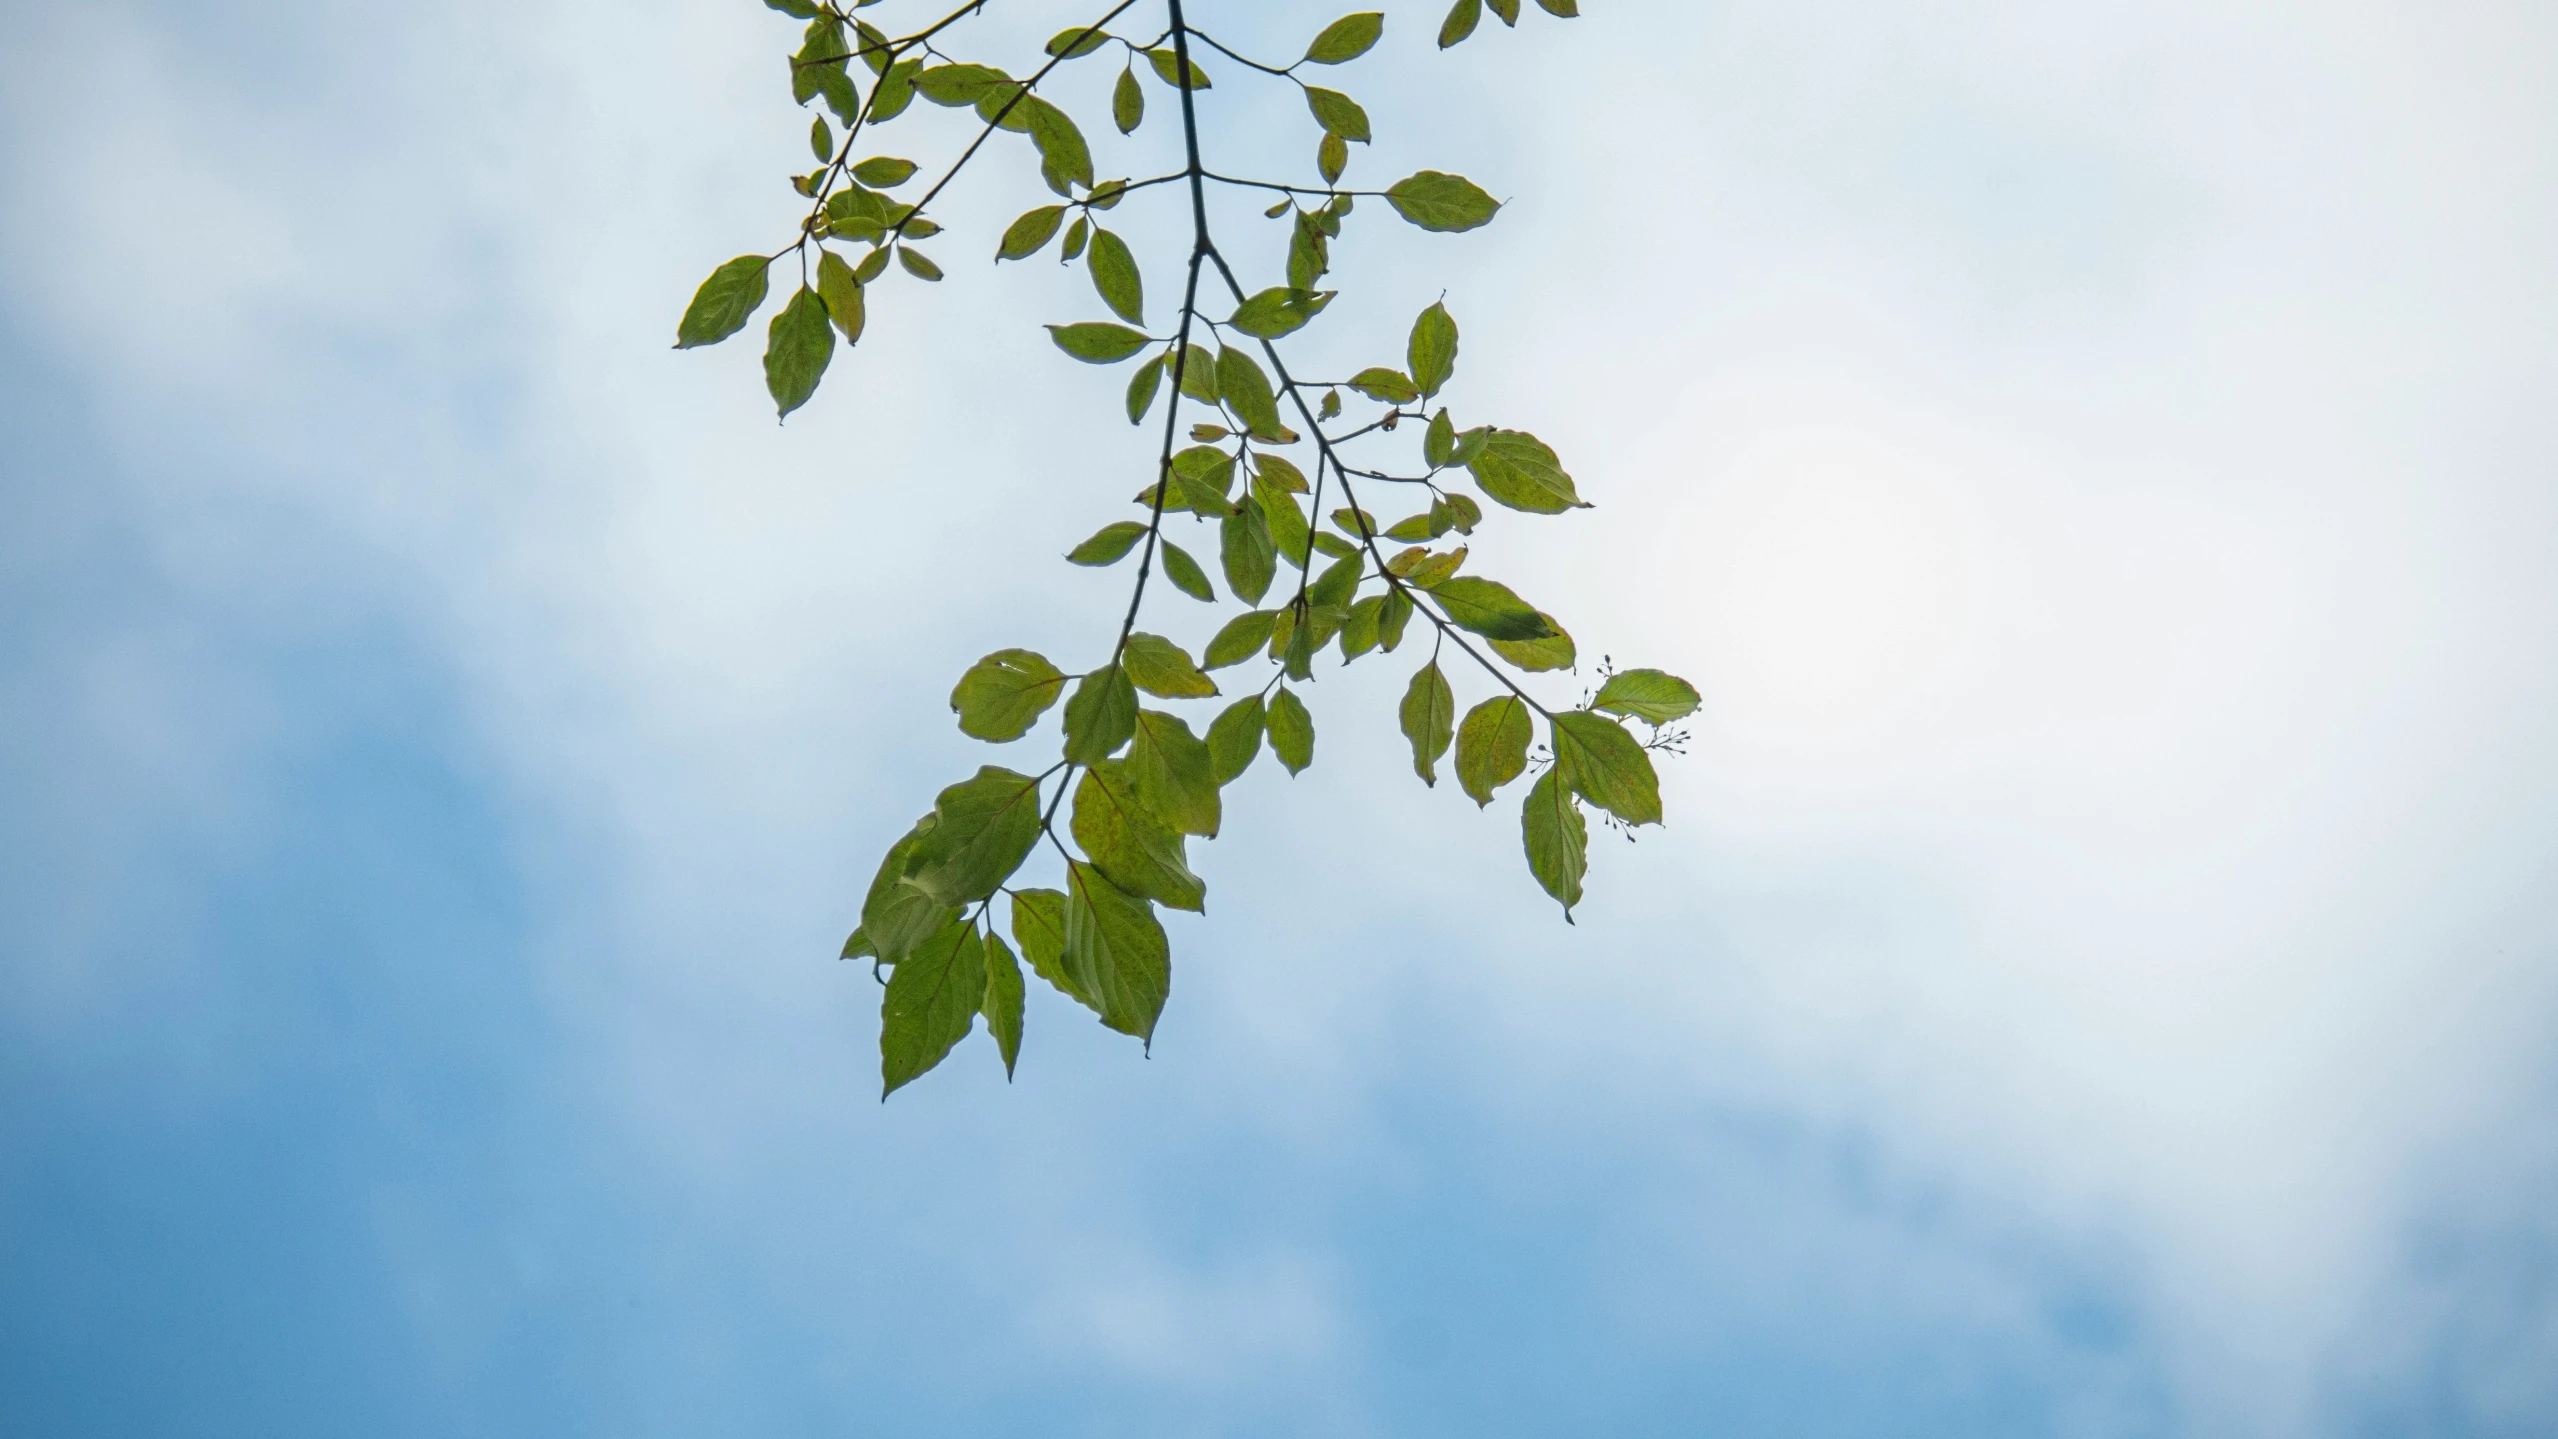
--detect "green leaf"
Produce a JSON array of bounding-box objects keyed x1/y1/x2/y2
[
  {"x1": 1064, "y1": 861, "x2": 1173, "y2": 1043},
  {"x1": 1280, "y1": 603, "x2": 1320, "y2": 680},
  {"x1": 1521, "y1": 768, "x2": 1586, "y2": 917},
  {"x1": 1045, "y1": 25, "x2": 1113, "y2": 58},
  {"x1": 1217, "y1": 346, "x2": 1289, "y2": 441},
  {"x1": 1010, "y1": 888, "x2": 1091, "y2": 1010},
  {"x1": 1318, "y1": 131, "x2": 1349, "y2": 185},
  {"x1": 1177, "y1": 341, "x2": 1219, "y2": 403},
  {"x1": 1468, "y1": 429, "x2": 1586, "y2": 513},
  {"x1": 1400, "y1": 662, "x2": 1456, "y2": 785},
  {"x1": 1456, "y1": 695, "x2": 1533, "y2": 806},
  {"x1": 1121, "y1": 632, "x2": 1217, "y2": 699},
  {"x1": 1551, "y1": 711, "x2": 1662, "y2": 825},
  {"x1": 1592, "y1": 668, "x2": 1701, "y2": 725},
  {"x1": 1306, "y1": 12, "x2": 1385, "y2": 63},
  {"x1": 869, "y1": 58, "x2": 920, "y2": 119},
  {"x1": 982, "y1": 930, "x2": 1024, "y2": 1079},
  {"x1": 1385, "y1": 171, "x2": 1502, "y2": 233},
  {"x1": 1377, "y1": 587, "x2": 1414, "y2": 651},
  {"x1": 1408, "y1": 302, "x2": 1458, "y2": 399},
  {"x1": 765, "y1": 0, "x2": 823, "y2": 17},
  {"x1": 904, "y1": 766, "x2": 1045, "y2": 905},
  {"x1": 1339, "y1": 594, "x2": 1384, "y2": 659},
  {"x1": 1308, "y1": 551, "x2": 1363, "y2": 610},
  {"x1": 1438, "y1": 0, "x2": 1483, "y2": 48},
  {"x1": 997, "y1": 205, "x2": 1065, "y2": 260},
  {"x1": 1489, "y1": 615, "x2": 1576, "y2": 672},
  {"x1": 815, "y1": 251, "x2": 866, "y2": 344},
  {"x1": 1383, "y1": 512, "x2": 1436, "y2": 542},
  {"x1": 1348, "y1": 367, "x2": 1420, "y2": 404},
  {"x1": 1444, "y1": 492, "x2": 1483, "y2": 534},
  {"x1": 881, "y1": 918, "x2": 984, "y2": 1096},
  {"x1": 1128, "y1": 710, "x2": 1220, "y2": 837},
  {"x1": 1160, "y1": 540, "x2": 1215, "y2": 602},
  {"x1": 1303, "y1": 86, "x2": 1372, "y2": 143},
  {"x1": 915, "y1": 62, "x2": 1012, "y2": 107},
  {"x1": 1536, "y1": 0, "x2": 1581, "y2": 15},
  {"x1": 1062, "y1": 215, "x2": 1089, "y2": 260},
  {"x1": 1087, "y1": 228, "x2": 1144, "y2": 325},
  {"x1": 810, "y1": 115, "x2": 834, "y2": 163},
  {"x1": 1255, "y1": 453, "x2": 1309, "y2": 493},
  {"x1": 1205, "y1": 609, "x2": 1278, "y2": 670},
  {"x1": 1112, "y1": 65, "x2": 1145, "y2": 133},
  {"x1": 1072, "y1": 764, "x2": 1204, "y2": 911},
  {"x1": 1206, "y1": 695, "x2": 1266, "y2": 784},
  {"x1": 861, "y1": 813, "x2": 959, "y2": 964},
  {"x1": 851, "y1": 156, "x2": 918, "y2": 187},
  {"x1": 1068, "y1": 520, "x2": 1148, "y2": 566},
  {"x1": 1022, "y1": 97, "x2": 1094, "y2": 190},
  {"x1": 1256, "y1": 478, "x2": 1313, "y2": 572},
  {"x1": 1266, "y1": 687, "x2": 1315, "y2": 774},
  {"x1": 841, "y1": 926, "x2": 875, "y2": 961},
  {"x1": 950, "y1": 648, "x2": 1068, "y2": 741},
  {"x1": 1219, "y1": 506, "x2": 1277, "y2": 605},
  {"x1": 897, "y1": 247, "x2": 944, "y2": 281},
  {"x1": 1126, "y1": 352, "x2": 1167, "y2": 423},
  {"x1": 1048, "y1": 323, "x2": 1153, "y2": 364},
  {"x1": 1062, "y1": 665, "x2": 1138, "y2": 763},
  {"x1": 1145, "y1": 48, "x2": 1211, "y2": 90},
  {"x1": 1228, "y1": 286, "x2": 1334, "y2": 340},
  {"x1": 1490, "y1": 0, "x2": 1522, "y2": 22},
  {"x1": 763, "y1": 286, "x2": 834, "y2": 419},
  {"x1": 1430, "y1": 576, "x2": 1557, "y2": 642},
  {"x1": 1288, "y1": 212, "x2": 1332, "y2": 290},
  {"x1": 676, "y1": 255, "x2": 771, "y2": 349}
]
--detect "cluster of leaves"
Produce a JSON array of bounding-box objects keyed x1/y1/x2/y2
[{"x1": 678, "y1": 0, "x2": 1695, "y2": 1096}]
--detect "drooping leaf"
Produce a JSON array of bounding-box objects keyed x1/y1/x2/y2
[
  {"x1": 1072, "y1": 764, "x2": 1204, "y2": 911},
  {"x1": 1217, "y1": 346, "x2": 1289, "y2": 441},
  {"x1": 1126, "y1": 352, "x2": 1167, "y2": 423},
  {"x1": 1407, "y1": 302, "x2": 1458, "y2": 398},
  {"x1": 815, "y1": 250, "x2": 866, "y2": 344},
  {"x1": 1063, "y1": 861, "x2": 1172, "y2": 1043},
  {"x1": 1348, "y1": 367, "x2": 1420, "y2": 404},
  {"x1": 1266, "y1": 687, "x2": 1315, "y2": 774},
  {"x1": 1177, "y1": 341, "x2": 1219, "y2": 404},
  {"x1": 1062, "y1": 215, "x2": 1089, "y2": 261},
  {"x1": 1128, "y1": 710, "x2": 1220, "y2": 837},
  {"x1": 1068, "y1": 519, "x2": 1148, "y2": 566},
  {"x1": 860, "y1": 814, "x2": 959, "y2": 965},
  {"x1": 1255, "y1": 453, "x2": 1309, "y2": 494},
  {"x1": 1305, "y1": 12, "x2": 1386, "y2": 63},
  {"x1": 1022, "y1": 97, "x2": 1094, "y2": 190},
  {"x1": 1438, "y1": 0, "x2": 1484, "y2": 48},
  {"x1": 1520, "y1": 768, "x2": 1587, "y2": 917},
  {"x1": 1087, "y1": 228, "x2": 1145, "y2": 325},
  {"x1": 897, "y1": 247, "x2": 944, "y2": 281},
  {"x1": 1592, "y1": 668, "x2": 1701, "y2": 725},
  {"x1": 1062, "y1": 665, "x2": 1138, "y2": 763},
  {"x1": 881, "y1": 918, "x2": 983, "y2": 1096},
  {"x1": 1489, "y1": 0, "x2": 1522, "y2": 21},
  {"x1": 1145, "y1": 47, "x2": 1212, "y2": 90},
  {"x1": 1010, "y1": 887, "x2": 1091, "y2": 1010},
  {"x1": 1219, "y1": 505, "x2": 1277, "y2": 604},
  {"x1": 1160, "y1": 540, "x2": 1215, "y2": 602},
  {"x1": 997, "y1": 204, "x2": 1066, "y2": 260},
  {"x1": 1303, "y1": 87, "x2": 1372, "y2": 143},
  {"x1": 1112, "y1": 65, "x2": 1145, "y2": 133},
  {"x1": 1399, "y1": 662, "x2": 1456, "y2": 785},
  {"x1": 1048, "y1": 323, "x2": 1153, "y2": 363},
  {"x1": 1468, "y1": 429, "x2": 1587, "y2": 513},
  {"x1": 1257, "y1": 479, "x2": 1313, "y2": 572},
  {"x1": 1318, "y1": 131, "x2": 1349, "y2": 185},
  {"x1": 1377, "y1": 588, "x2": 1414, "y2": 651},
  {"x1": 1307, "y1": 551, "x2": 1363, "y2": 610},
  {"x1": 950, "y1": 648, "x2": 1068, "y2": 741},
  {"x1": 904, "y1": 766, "x2": 1045, "y2": 905},
  {"x1": 1121, "y1": 632, "x2": 1218, "y2": 699},
  {"x1": 1550, "y1": 711, "x2": 1663, "y2": 825},
  {"x1": 676, "y1": 255, "x2": 771, "y2": 349},
  {"x1": 1425, "y1": 409, "x2": 1458, "y2": 467},
  {"x1": 1385, "y1": 171, "x2": 1502, "y2": 232},
  {"x1": 1456, "y1": 695, "x2": 1533, "y2": 806},
  {"x1": 1206, "y1": 695, "x2": 1266, "y2": 784},
  {"x1": 764, "y1": 286, "x2": 834, "y2": 418},
  {"x1": 810, "y1": 115, "x2": 834, "y2": 163},
  {"x1": 1488, "y1": 614, "x2": 1576, "y2": 672},
  {"x1": 1429, "y1": 576, "x2": 1557, "y2": 642},
  {"x1": 982, "y1": 930, "x2": 1024, "y2": 1079},
  {"x1": 869, "y1": 58, "x2": 920, "y2": 119},
  {"x1": 1229, "y1": 287, "x2": 1334, "y2": 340},
  {"x1": 1339, "y1": 594, "x2": 1384, "y2": 659}
]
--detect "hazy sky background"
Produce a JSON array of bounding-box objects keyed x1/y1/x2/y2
[{"x1": 6, "y1": 1, "x2": 2556, "y2": 1434}]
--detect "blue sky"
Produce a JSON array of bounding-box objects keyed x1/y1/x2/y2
[{"x1": 6, "y1": 1, "x2": 2557, "y2": 1434}]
